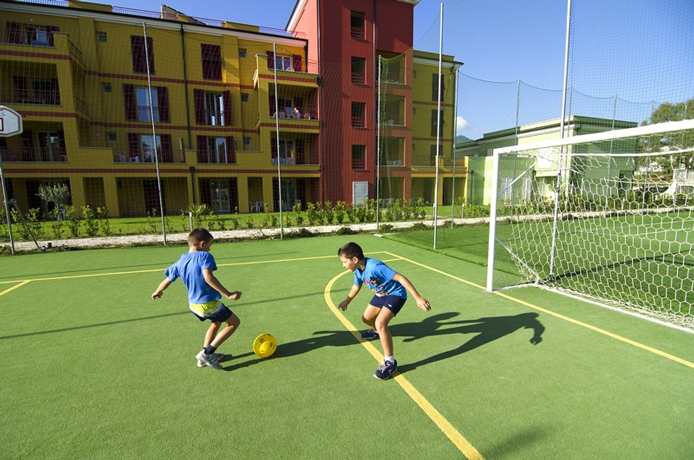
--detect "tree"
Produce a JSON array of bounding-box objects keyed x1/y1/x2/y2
[
  {"x1": 37, "y1": 183, "x2": 70, "y2": 216},
  {"x1": 639, "y1": 97, "x2": 694, "y2": 175}
]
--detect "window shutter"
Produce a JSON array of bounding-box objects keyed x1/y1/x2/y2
[
  {"x1": 269, "y1": 95, "x2": 276, "y2": 116},
  {"x1": 194, "y1": 89, "x2": 205, "y2": 125},
  {"x1": 196, "y1": 135, "x2": 208, "y2": 163},
  {"x1": 123, "y1": 84, "x2": 136, "y2": 121},
  {"x1": 222, "y1": 91, "x2": 232, "y2": 126},
  {"x1": 7, "y1": 22, "x2": 21, "y2": 44},
  {"x1": 267, "y1": 51, "x2": 274, "y2": 69},
  {"x1": 157, "y1": 87, "x2": 169, "y2": 122},
  {"x1": 128, "y1": 133, "x2": 140, "y2": 160},
  {"x1": 271, "y1": 139, "x2": 277, "y2": 158},
  {"x1": 160, "y1": 134, "x2": 172, "y2": 163},
  {"x1": 201, "y1": 44, "x2": 222, "y2": 80},
  {"x1": 131, "y1": 36, "x2": 154, "y2": 73},
  {"x1": 47, "y1": 26, "x2": 60, "y2": 47},
  {"x1": 21, "y1": 130, "x2": 35, "y2": 161},
  {"x1": 226, "y1": 136, "x2": 235, "y2": 164},
  {"x1": 292, "y1": 54, "x2": 302, "y2": 72},
  {"x1": 199, "y1": 179, "x2": 212, "y2": 207},
  {"x1": 146, "y1": 37, "x2": 154, "y2": 73},
  {"x1": 295, "y1": 139, "x2": 305, "y2": 164},
  {"x1": 12, "y1": 76, "x2": 28, "y2": 103}
]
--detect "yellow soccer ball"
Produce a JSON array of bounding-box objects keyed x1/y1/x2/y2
[{"x1": 253, "y1": 334, "x2": 277, "y2": 358}]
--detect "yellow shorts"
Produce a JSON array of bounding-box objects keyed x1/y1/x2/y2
[{"x1": 189, "y1": 299, "x2": 223, "y2": 317}]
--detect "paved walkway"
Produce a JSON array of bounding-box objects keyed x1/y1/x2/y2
[{"x1": 1, "y1": 217, "x2": 489, "y2": 252}]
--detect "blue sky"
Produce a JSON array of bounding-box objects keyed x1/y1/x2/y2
[{"x1": 90, "y1": 0, "x2": 693, "y2": 138}]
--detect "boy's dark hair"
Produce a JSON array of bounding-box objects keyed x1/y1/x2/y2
[
  {"x1": 189, "y1": 227, "x2": 214, "y2": 245},
  {"x1": 338, "y1": 242, "x2": 365, "y2": 260}
]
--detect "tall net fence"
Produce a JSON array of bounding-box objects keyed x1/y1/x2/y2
[{"x1": 1, "y1": 0, "x2": 693, "y2": 267}]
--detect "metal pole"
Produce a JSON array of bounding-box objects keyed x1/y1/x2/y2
[
  {"x1": 450, "y1": 67, "x2": 459, "y2": 228},
  {"x1": 0, "y1": 153, "x2": 15, "y2": 254},
  {"x1": 548, "y1": 0, "x2": 572, "y2": 278},
  {"x1": 273, "y1": 43, "x2": 284, "y2": 238},
  {"x1": 143, "y1": 23, "x2": 167, "y2": 245},
  {"x1": 433, "y1": 2, "x2": 443, "y2": 249},
  {"x1": 376, "y1": 56, "x2": 382, "y2": 232},
  {"x1": 486, "y1": 151, "x2": 501, "y2": 291}
]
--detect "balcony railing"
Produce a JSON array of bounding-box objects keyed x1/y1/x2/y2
[
  {"x1": 272, "y1": 107, "x2": 318, "y2": 121},
  {"x1": 115, "y1": 148, "x2": 184, "y2": 164},
  {"x1": 1, "y1": 147, "x2": 66, "y2": 163},
  {"x1": 0, "y1": 89, "x2": 60, "y2": 106}
]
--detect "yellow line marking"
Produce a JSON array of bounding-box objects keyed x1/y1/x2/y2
[
  {"x1": 0, "y1": 252, "x2": 389, "y2": 284},
  {"x1": 385, "y1": 252, "x2": 694, "y2": 370},
  {"x1": 324, "y1": 270, "x2": 484, "y2": 460},
  {"x1": 0, "y1": 280, "x2": 31, "y2": 296}
]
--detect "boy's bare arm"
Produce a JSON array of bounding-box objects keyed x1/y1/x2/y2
[
  {"x1": 152, "y1": 278, "x2": 172, "y2": 300},
  {"x1": 393, "y1": 273, "x2": 431, "y2": 312},
  {"x1": 338, "y1": 284, "x2": 362, "y2": 311},
  {"x1": 203, "y1": 268, "x2": 242, "y2": 300}
]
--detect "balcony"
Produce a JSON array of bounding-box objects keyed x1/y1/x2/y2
[
  {"x1": 0, "y1": 89, "x2": 61, "y2": 106},
  {"x1": 1, "y1": 147, "x2": 66, "y2": 163},
  {"x1": 114, "y1": 148, "x2": 184, "y2": 164}
]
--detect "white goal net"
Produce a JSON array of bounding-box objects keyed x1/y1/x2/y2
[{"x1": 487, "y1": 119, "x2": 694, "y2": 328}]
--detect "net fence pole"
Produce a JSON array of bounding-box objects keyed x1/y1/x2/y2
[
  {"x1": 486, "y1": 151, "x2": 501, "y2": 291},
  {"x1": 433, "y1": 2, "x2": 444, "y2": 249},
  {"x1": 549, "y1": 0, "x2": 573, "y2": 278},
  {"x1": 450, "y1": 65, "x2": 460, "y2": 227},
  {"x1": 0, "y1": 154, "x2": 15, "y2": 255},
  {"x1": 143, "y1": 23, "x2": 167, "y2": 245},
  {"x1": 272, "y1": 43, "x2": 284, "y2": 238},
  {"x1": 375, "y1": 56, "x2": 382, "y2": 232}
]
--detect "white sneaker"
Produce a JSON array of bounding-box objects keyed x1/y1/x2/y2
[{"x1": 195, "y1": 350, "x2": 223, "y2": 370}]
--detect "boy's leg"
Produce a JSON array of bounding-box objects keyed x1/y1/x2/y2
[
  {"x1": 361, "y1": 304, "x2": 382, "y2": 340},
  {"x1": 204, "y1": 322, "x2": 221, "y2": 348},
  {"x1": 374, "y1": 308, "x2": 395, "y2": 358},
  {"x1": 210, "y1": 313, "x2": 241, "y2": 349}
]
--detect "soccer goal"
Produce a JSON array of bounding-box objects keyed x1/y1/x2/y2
[{"x1": 486, "y1": 119, "x2": 694, "y2": 328}]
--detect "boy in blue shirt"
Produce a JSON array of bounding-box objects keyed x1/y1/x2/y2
[
  {"x1": 337, "y1": 242, "x2": 431, "y2": 380},
  {"x1": 152, "y1": 228, "x2": 242, "y2": 370}
]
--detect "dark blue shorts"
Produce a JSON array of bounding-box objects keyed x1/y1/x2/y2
[
  {"x1": 193, "y1": 303, "x2": 233, "y2": 323},
  {"x1": 369, "y1": 295, "x2": 407, "y2": 316}
]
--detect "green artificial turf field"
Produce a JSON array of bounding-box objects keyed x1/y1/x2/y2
[{"x1": 1, "y1": 234, "x2": 693, "y2": 459}]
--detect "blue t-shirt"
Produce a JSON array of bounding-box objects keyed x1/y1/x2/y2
[
  {"x1": 165, "y1": 251, "x2": 221, "y2": 304},
  {"x1": 354, "y1": 258, "x2": 407, "y2": 299}
]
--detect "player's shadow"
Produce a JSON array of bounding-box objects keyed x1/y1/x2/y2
[
  {"x1": 220, "y1": 328, "x2": 358, "y2": 371},
  {"x1": 394, "y1": 311, "x2": 545, "y2": 374}
]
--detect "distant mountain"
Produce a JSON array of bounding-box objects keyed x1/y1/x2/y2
[{"x1": 456, "y1": 135, "x2": 473, "y2": 144}]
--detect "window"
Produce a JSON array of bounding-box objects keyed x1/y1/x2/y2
[
  {"x1": 206, "y1": 137, "x2": 229, "y2": 164},
  {"x1": 140, "y1": 134, "x2": 161, "y2": 162},
  {"x1": 267, "y1": 52, "x2": 302, "y2": 72},
  {"x1": 431, "y1": 73, "x2": 445, "y2": 101},
  {"x1": 131, "y1": 35, "x2": 154, "y2": 74},
  {"x1": 431, "y1": 109, "x2": 445, "y2": 137},
  {"x1": 351, "y1": 57, "x2": 366, "y2": 84},
  {"x1": 210, "y1": 179, "x2": 231, "y2": 213},
  {"x1": 107, "y1": 132, "x2": 117, "y2": 142},
  {"x1": 37, "y1": 131, "x2": 65, "y2": 161},
  {"x1": 97, "y1": 32, "x2": 107, "y2": 43},
  {"x1": 32, "y1": 79, "x2": 60, "y2": 105},
  {"x1": 243, "y1": 137, "x2": 251, "y2": 147},
  {"x1": 136, "y1": 87, "x2": 159, "y2": 122},
  {"x1": 194, "y1": 89, "x2": 231, "y2": 126},
  {"x1": 351, "y1": 102, "x2": 366, "y2": 128},
  {"x1": 350, "y1": 11, "x2": 365, "y2": 39},
  {"x1": 241, "y1": 93, "x2": 249, "y2": 102},
  {"x1": 275, "y1": 55, "x2": 292, "y2": 71},
  {"x1": 205, "y1": 92, "x2": 225, "y2": 126},
  {"x1": 5, "y1": 22, "x2": 59, "y2": 47},
  {"x1": 201, "y1": 44, "x2": 222, "y2": 80},
  {"x1": 238, "y1": 48, "x2": 247, "y2": 58},
  {"x1": 352, "y1": 145, "x2": 366, "y2": 169},
  {"x1": 272, "y1": 139, "x2": 296, "y2": 165},
  {"x1": 102, "y1": 82, "x2": 112, "y2": 93}
]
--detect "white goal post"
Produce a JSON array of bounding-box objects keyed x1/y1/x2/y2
[{"x1": 486, "y1": 119, "x2": 694, "y2": 328}]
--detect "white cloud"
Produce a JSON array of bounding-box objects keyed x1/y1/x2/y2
[{"x1": 456, "y1": 116, "x2": 469, "y2": 133}]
